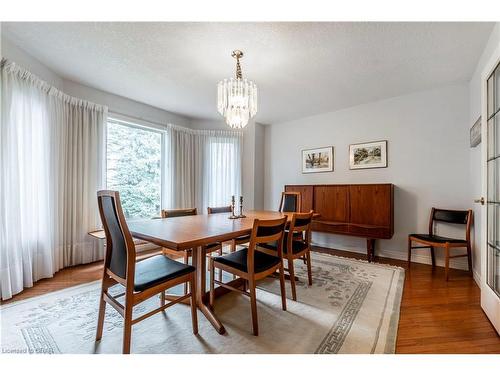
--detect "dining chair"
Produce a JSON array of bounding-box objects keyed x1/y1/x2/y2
[
  {"x1": 279, "y1": 191, "x2": 302, "y2": 213},
  {"x1": 259, "y1": 211, "x2": 314, "y2": 300},
  {"x1": 160, "y1": 208, "x2": 198, "y2": 266},
  {"x1": 408, "y1": 207, "x2": 473, "y2": 281},
  {"x1": 95, "y1": 190, "x2": 198, "y2": 354},
  {"x1": 207, "y1": 205, "x2": 251, "y2": 253},
  {"x1": 209, "y1": 216, "x2": 288, "y2": 336},
  {"x1": 279, "y1": 191, "x2": 304, "y2": 245},
  {"x1": 160, "y1": 208, "x2": 223, "y2": 291}
]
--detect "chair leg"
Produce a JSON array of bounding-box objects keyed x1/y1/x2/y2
[
  {"x1": 445, "y1": 245, "x2": 450, "y2": 281},
  {"x1": 306, "y1": 250, "x2": 313, "y2": 286},
  {"x1": 218, "y1": 247, "x2": 223, "y2": 282},
  {"x1": 278, "y1": 261, "x2": 287, "y2": 311},
  {"x1": 288, "y1": 257, "x2": 297, "y2": 301},
  {"x1": 183, "y1": 251, "x2": 189, "y2": 294},
  {"x1": 430, "y1": 246, "x2": 436, "y2": 267},
  {"x1": 122, "y1": 300, "x2": 133, "y2": 354},
  {"x1": 209, "y1": 258, "x2": 215, "y2": 307},
  {"x1": 249, "y1": 278, "x2": 259, "y2": 336},
  {"x1": 95, "y1": 286, "x2": 107, "y2": 341},
  {"x1": 189, "y1": 274, "x2": 198, "y2": 335},
  {"x1": 160, "y1": 291, "x2": 165, "y2": 307},
  {"x1": 467, "y1": 243, "x2": 473, "y2": 274},
  {"x1": 407, "y1": 237, "x2": 412, "y2": 268},
  {"x1": 231, "y1": 241, "x2": 237, "y2": 280}
]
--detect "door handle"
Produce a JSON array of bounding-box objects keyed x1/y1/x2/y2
[{"x1": 474, "y1": 197, "x2": 485, "y2": 205}]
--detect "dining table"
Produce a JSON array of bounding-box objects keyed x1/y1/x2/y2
[{"x1": 127, "y1": 210, "x2": 300, "y2": 335}]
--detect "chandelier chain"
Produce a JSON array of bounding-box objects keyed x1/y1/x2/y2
[{"x1": 235, "y1": 57, "x2": 242, "y2": 79}]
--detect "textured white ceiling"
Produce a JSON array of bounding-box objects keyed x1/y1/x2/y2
[{"x1": 2, "y1": 22, "x2": 494, "y2": 124}]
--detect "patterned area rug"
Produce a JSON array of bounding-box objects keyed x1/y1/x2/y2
[{"x1": 0, "y1": 253, "x2": 404, "y2": 354}]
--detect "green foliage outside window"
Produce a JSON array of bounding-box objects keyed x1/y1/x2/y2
[{"x1": 106, "y1": 121, "x2": 162, "y2": 219}]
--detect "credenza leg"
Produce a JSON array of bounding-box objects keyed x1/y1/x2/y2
[{"x1": 366, "y1": 238, "x2": 376, "y2": 262}]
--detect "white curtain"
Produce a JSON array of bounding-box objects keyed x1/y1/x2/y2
[
  {"x1": 0, "y1": 60, "x2": 107, "y2": 300},
  {"x1": 201, "y1": 130, "x2": 242, "y2": 210},
  {"x1": 164, "y1": 124, "x2": 242, "y2": 213}
]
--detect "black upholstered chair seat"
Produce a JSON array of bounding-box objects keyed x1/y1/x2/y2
[
  {"x1": 409, "y1": 233, "x2": 467, "y2": 244},
  {"x1": 204, "y1": 242, "x2": 221, "y2": 250},
  {"x1": 260, "y1": 237, "x2": 308, "y2": 254},
  {"x1": 234, "y1": 234, "x2": 251, "y2": 242},
  {"x1": 134, "y1": 255, "x2": 195, "y2": 292},
  {"x1": 213, "y1": 248, "x2": 281, "y2": 273}
]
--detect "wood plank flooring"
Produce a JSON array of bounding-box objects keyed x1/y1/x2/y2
[{"x1": 2, "y1": 247, "x2": 499, "y2": 353}]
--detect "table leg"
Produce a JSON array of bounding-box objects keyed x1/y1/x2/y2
[{"x1": 192, "y1": 246, "x2": 226, "y2": 334}]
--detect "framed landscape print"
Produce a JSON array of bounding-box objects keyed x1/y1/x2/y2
[
  {"x1": 470, "y1": 116, "x2": 481, "y2": 147},
  {"x1": 349, "y1": 140, "x2": 387, "y2": 170},
  {"x1": 302, "y1": 146, "x2": 334, "y2": 173}
]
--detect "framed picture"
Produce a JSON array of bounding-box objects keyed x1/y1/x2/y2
[
  {"x1": 470, "y1": 116, "x2": 481, "y2": 147},
  {"x1": 349, "y1": 140, "x2": 388, "y2": 170},
  {"x1": 302, "y1": 146, "x2": 334, "y2": 173}
]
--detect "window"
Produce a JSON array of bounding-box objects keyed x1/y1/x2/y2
[{"x1": 106, "y1": 119, "x2": 162, "y2": 219}]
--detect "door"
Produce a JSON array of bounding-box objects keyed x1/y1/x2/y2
[{"x1": 482, "y1": 57, "x2": 500, "y2": 335}]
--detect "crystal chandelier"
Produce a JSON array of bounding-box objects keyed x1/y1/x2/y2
[{"x1": 217, "y1": 50, "x2": 258, "y2": 129}]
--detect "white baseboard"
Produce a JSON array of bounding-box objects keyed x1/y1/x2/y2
[{"x1": 472, "y1": 268, "x2": 481, "y2": 287}]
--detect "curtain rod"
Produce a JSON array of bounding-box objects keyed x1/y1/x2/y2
[
  {"x1": 109, "y1": 111, "x2": 243, "y2": 136},
  {"x1": 108, "y1": 111, "x2": 171, "y2": 129}
]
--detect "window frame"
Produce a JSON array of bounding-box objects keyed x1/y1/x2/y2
[{"x1": 105, "y1": 114, "x2": 166, "y2": 218}]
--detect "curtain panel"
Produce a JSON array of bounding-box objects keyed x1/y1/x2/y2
[
  {"x1": 0, "y1": 60, "x2": 107, "y2": 300},
  {"x1": 164, "y1": 124, "x2": 243, "y2": 213}
]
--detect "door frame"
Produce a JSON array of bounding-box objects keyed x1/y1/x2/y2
[{"x1": 480, "y1": 41, "x2": 500, "y2": 335}]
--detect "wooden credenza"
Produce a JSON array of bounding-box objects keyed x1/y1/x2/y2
[{"x1": 285, "y1": 183, "x2": 394, "y2": 261}]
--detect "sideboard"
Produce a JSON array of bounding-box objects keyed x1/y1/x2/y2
[{"x1": 284, "y1": 183, "x2": 394, "y2": 261}]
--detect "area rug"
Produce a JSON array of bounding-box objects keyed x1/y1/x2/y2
[{"x1": 0, "y1": 253, "x2": 404, "y2": 354}]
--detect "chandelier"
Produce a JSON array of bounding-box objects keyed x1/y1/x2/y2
[{"x1": 217, "y1": 50, "x2": 258, "y2": 129}]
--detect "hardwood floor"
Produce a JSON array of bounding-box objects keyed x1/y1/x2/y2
[{"x1": 2, "y1": 247, "x2": 499, "y2": 353}]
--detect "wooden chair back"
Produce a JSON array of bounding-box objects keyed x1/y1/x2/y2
[
  {"x1": 429, "y1": 207, "x2": 473, "y2": 242},
  {"x1": 279, "y1": 191, "x2": 301, "y2": 213},
  {"x1": 161, "y1": 208, "x2": 198, "y2": 218},
  {"x1": 287, "y1": 211, "x2": 314, "y2": 245},
  {"x1": 207, "y1": 206, "x2": 232, "y2": 214},
  {"x1": 247, "y1": 217, "x2": 288, "y2": 274},
  {"x1": 97, "y1": 190, "x2": 136, "y2": 284}
]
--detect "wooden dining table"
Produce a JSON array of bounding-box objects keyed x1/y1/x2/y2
[{"x1": 127, "y1": 210, "x2": 299, "y2": 335}]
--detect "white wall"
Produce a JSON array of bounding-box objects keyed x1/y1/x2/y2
[
  {"x1": 62, "y1": 80, "x2": 191, "y2": 127},
  {"x1": 265, "y1": 84, "x2": 472, "y2": 269},
  {"x1": 468, "y1": 23, "x2": 500, "y2": 282}
]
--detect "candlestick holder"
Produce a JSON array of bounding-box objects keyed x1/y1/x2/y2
[
  {"x1": 229, "y1": 195, "x2": 239, "y2": 219},
  {"x1": 237, "y1": 195, "x2": 246, "y2": 218}
]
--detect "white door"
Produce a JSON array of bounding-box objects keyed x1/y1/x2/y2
[{"x1": 482, "y1": 54, "x2": 500, "y2": 335}]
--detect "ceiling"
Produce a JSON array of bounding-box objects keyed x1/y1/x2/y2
[{"x1": 2, "y1": 22, "x2": 494, "y2": 124}]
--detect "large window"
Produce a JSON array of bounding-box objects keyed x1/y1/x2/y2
[{"x1": 106, "y1": 119, "x2": 162, "y2": 219}]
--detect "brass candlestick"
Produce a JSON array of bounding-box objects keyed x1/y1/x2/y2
[
  {"x1": 238, "y1": 196, "x2": 246, "y2": 218},
  {"x1": 229, "y1": 195, "x2": 238, "y2": 219}
]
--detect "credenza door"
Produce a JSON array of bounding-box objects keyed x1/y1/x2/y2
[
  {"x1": 312, "y1": 185, "x2": 350, "y2": 233},
  {"x1": 349, "y1": 184, "x2": 393, "y2": 238}
]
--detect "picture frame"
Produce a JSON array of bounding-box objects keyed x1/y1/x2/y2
[
  {"x1": 349, "y1": 140, "x2": 388, "y2": 170},
  {"x1": 470, "y1": 116, "x2": 481, "y2": 148},
  {"x1": 302, "y1": 146, "x2": 334, "y2": 173}
]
